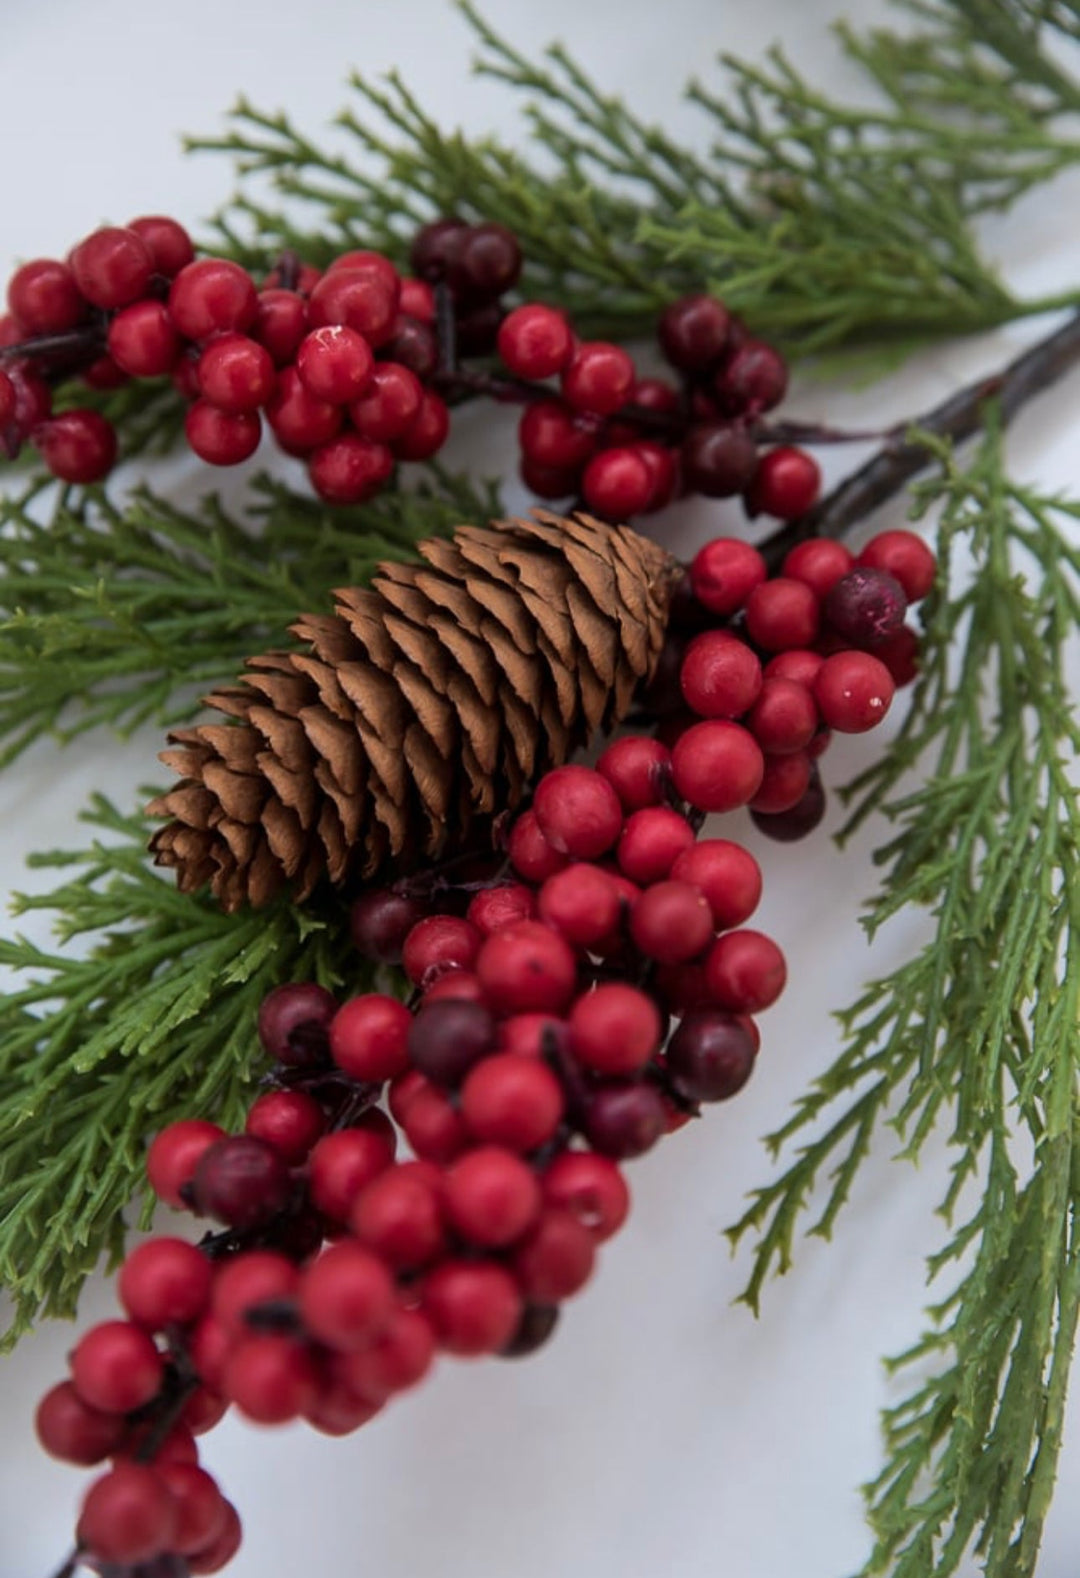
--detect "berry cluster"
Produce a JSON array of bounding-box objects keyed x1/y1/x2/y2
[{"x1": 1, "y1": 215, "x2": 820, "y2": 524}]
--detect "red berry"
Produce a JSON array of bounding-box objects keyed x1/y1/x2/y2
[
  {"x1": 299, "y1": 1241, "x2": 396, "y2": 1351},
  {"x1": 597, "y1": 735, "x2": 671, "y2": 811},
  {"x1": 534, "y1": 765, "x2": 623, "y2": 859},
  {"x1": 857, "y1": 529, "x2": 937, "y2": 601},
  {"x1": 518, "y1": 399, "x2": 598, "y2": 470},
  {"x1": 402, "y1": 914, "x2": 483, "y2": 986},
  {"x1": 211, "y1": 1250, "x2": 300, "y2": 1336},
  {"x1": 309, "y1": 432, "x2": 394, "y2": 503},
  {"x1": 127, "y1": 215, "x2": 194, "y2": 277},
  {"x1": 423, "y1": 971, "x2": 486, "y2": 1005},
  {"x1": 146, "y1": 1120, "x2": 225, "y2": 1209},
  {"x1": 158, "y1": 1463, "x2": 228, "y2": 1556},
  {"x1": 496, "y1": 1013, "x2": 571, "y2": 1059},
  {"x1": 682, "y1": 423, "x2": 759, "y2": 497},
  {"x1": 750, "y1": 751, "x2": 813, "y2": 814},
  {"x1": 876, "y1": 624, "x2": 921, "y2": 686},
  {"x1": 251, "y1": 288, "x2": 309, "y2": 365},
  {"x1": 657, "y1": 293, "x2": 730, "y2": 373},
  {"x1": 70, "y1": 227, "x2": 154, "y2": 309},
  {"x1": 630, "y1": 879, "x2": 713, "y2": 964},
  {"x1": 8, "y1": 258, "x2": 86, "y2": 333},
  {"x1": 197, "y1": 333, "x2": 276, "y2": 412},
  {"x1": 466, "y1": 882, "x2": 537, "y2": 936},
  {"x1": 0, "y1": 369, "x2": 14, "y2": 428},
  {"x1": 584, "y1": 1082, "x2": 667, "y2": 1159},
  {"x1": 309, "y1": 268, "x2": 396, "y2": 346},
  {"x1": 746, "y1": 577, "x2": 821, "y2": 651},
  {"x1": 181, "y1": 1386, "x2": 228, "y2": 1436},
  {"x1": 349, "y1": 360, "x2": 423, "y2": 441},
  {"x1": 335, "y1": 1306, "x2": 435, "y2": 1402},
  {"x1": 781, "y1": 537, "x2": 854, "y2": 600},
  {"x1": 497, "y1": 303, "x2": 573, "y2": 378},
  {"x1": 71, "y1": 1321, "x2": 164, "y2": 1414},
  {"x1": 329, "y1": 992, "x2": 412, "y2": 1082},
  {"x1": 422, "y1": 1261, "x2": 523, "y2": 1355},
  {"x1": 512, "y1": 1209, "x2": 596, "y2": 1302},
  {"x1": 461, "y1": 1053, "x2": 565, "y2": 1151},
  {"x1": 223, "y1": 1335, "x2": 319, "y2": 1424},
  {"x1": 715, "y1": 339, "x2": 788, "y2": 415},
  {"x1": 669, "y1": 838, "x2": 762, "y2": 929},
  {"x1": 444, "y1": 1145, "x2": 542, "y2": 1248},
  {"x1": 351, "y1": 1164, "x2": 445, "y2": 1269},
  {"x1": 617, "y1": 806, "x2": 696, "y2": 885},
  {"x1": 81, "y1": 354, "x2": 130, "y2": 391},
  {"x1": 168, "y1": 259, "x2": 258, "y2": 340},
  {"x1": 297, "y1": 324, "x2": 374, "y2": 404},
  {"x1": 634, "y1": 440, "x2": 679, "y2": 512},
  {"x1": 561, "y1": 341, "x2": 635, "y2": 415},
  {"x1": 476, "y1": 921, "x2": 578, "y2": 1015},
  {"x1": 186, "y1": 1500, "x2": 243, "y2": 1574},
  {"x1": 747, "y1": 446, "x2": 821, "y2": 518},
  {"x1": 689, "y1": 537, "x2": 767, "y2": 616},
  {"x1": 108, "y1": 300, "x2": 181, "y2": 376},
  {"x1": 35, "y1": 1381, "x2": 128, "y2": 1465},
  {"x1": 705, "y1": 929, "x2": 787, "y2": 1012},
  {"x1": 680, "y1": 630, "x2": 763, "y2": 719},
  {"x1": 764, "y1": 648, "x2": 825, "y2": 688},
  {"x1": 34, "y1": 410, "x2": 116, "y2": 483},
  {"x1": 520, "y1": 462, "x2": 578, "y2": 505},
  {"x1": 119, "y1": 1238, "x2": 212, "y2": 1331},
  {"x1": 400, "y1": 1081, "x2": 471, "y2": 1163},
  {"x1": 508, "y1": 809, "x2": 569, "y2": 882},
  {"x1": 76, "y1": 1464, "x2": 178, "y2": 1564},
  {"x1": 245, "y1": 1089, "x2": 325, "y2": 1164},
  {"x1": 746, "y1": 677, "x2": 818, "y2": 754},
  {"x1": 265, "y1": 365, "x2": 342, "y2": 452},
  {"x1": 399, "y1": 277, "x2": 436, "y2": 320},
  {"x1": 670, "y1": 720, "x2": 765, "y2": 813},
  {"x1": 184, "y1": 401, "x2": 261, "y2": 466},
  {"x1": 813, "y1": 650, "x2": 895, "y2": 732},
  {"x1": 392, "y1": 389, "x2": 450, "y2": 460},
  {"x1": 541, "y1": 1151, "x2": 630, "y2": 1241},
  {"x1": 192, "y1": 1135, "x2": 293, "y2": 1230},
  {"x1": 307, "y1": 1124, "x2": 395, "y2": 1220},
  {"x1": 630, "y1": 376, "x2": 680, "y2": 415},
  {"x1": 582, "y1": 445, "x2": 653, "y2": 517},
  {"x1": 666, "y1": 1010, "x2": 757, "y2": 1101},
  {"x1": 569, "y1": 983, "x2": 661, "y2": 1074},
  {"x1": 538, "y1": 863, "x2": 620, "y2": 949}
]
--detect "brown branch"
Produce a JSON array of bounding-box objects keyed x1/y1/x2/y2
[{"x1": 759, "y1": 309, "x2": 1080, "y2": 570}]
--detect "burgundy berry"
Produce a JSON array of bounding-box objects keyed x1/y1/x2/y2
[
  {"x1": 407, "y1": 997, "x2": 497, "y2": 1087},
  {"x1": 498, "y1": 303, "x2": 574, "y2": 378},
  {"x1": 714, "y1": 339, "x2": 788, "y2": 416},
  {"x1": 308, "y1": 433, "x2": 394, "y2": 503},
  {"x1": 657, "y1": 293, "x2": 730, "y2": 373},
  {"x1": 584, "y1": 1082, "x2": 667, "y2": 1159},
  {"x1": 519, "y1": 459, "x2": 584, "y2": 506},
  {"x1": 158, "y1": 1463, "x2": 229, "y2": 1557},
  {"x1": 108, "y1": 300, "x2": 181, "y2": 376},
  {"x1": 146, "y1": 1120, "x2": 226, "y2": 1208},
  {"x1": 349, "y1": 888, "x2": 427, "y2": 963},
  {"x1": 448, "y1": 222, "x2": 522, "y2": 305},
  {"x1": 191, "y1": 1135, "x2": 293, "y2": 1230},
  {"x1": 750, "y1": 750, "x2": 813, "y2": 814},
  {"x1": 168, "y1": 259, "x2": 259, "y2": 341},
  {"x1": 560, "y1": 342, "x2": 636, "y2": 416},
  {"x1": 876, "y1": 624, "x2": 921, "y2": 686},
  {"x1": 69, "y1": 227, "x2": 154, "y2": 309},
  {"x1": 512, "y1": 1209, "x2": 596, "y2": 1303},
  {"x1": 824, "y1": 566, "x2": 908, "y2": 649},
  {"x1": 454, "y1": 300, "x2": 504, "y2": 357},
  {"x1": 409, "y1": 217, "x2": 469, "y2": 282},
  {"x1": 185, "y1": 401, "x2": 262, "y2": 466},
  {"x1": 197, "y1": 333, "x2": 276, "y2": 412},
  {"x1": 582, "y1": 446, "x2": 653, "y2": 518},
  {"x1": 0, "y1": 370, "x2": 15, "y2": 429},
  {"x1": 666, "y1": 1010, "x2": 757, "y2": 1102},
  {"x1": 746, "y1": 445, "x2": 821, "y2": 519},
  {"x1": 500, "y1": 1303, "x2": 561, "y2": 1358},
  {"x1": 381, "y1": 314, "x2": 439, "y2": 379},
  {"x1": 349, "y1": 362, "x2": 423, "y2": 442},
  {"x1": 689, "y1": 537, "x2": 768, "y2": 616},
  {"x1": 857, "y1": 529, "x2": 937, "y2": 602},
  {"x1": 34, "y1": 411, "x2": 117, "y2": 483},
  {"x1": 257, "y1": 980, "x2": 336, "y2": 1067},
  {"x1": 127, "y1": 215, "x2": 195, "y2": 276},
  {"x1": 681, "y1": 422, "x2": 759, "y2": 497},
  {"x1": 7, "y1": 258, "x2": 86, "y2": 333}
]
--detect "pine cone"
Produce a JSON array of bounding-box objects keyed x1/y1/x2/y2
[{"x1": 147, "y1": 511, "x2": 681, "y2": 912}]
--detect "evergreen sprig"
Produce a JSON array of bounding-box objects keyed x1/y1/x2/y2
[
  {"x1": 0, "y1": 796, "x2": 367, "y2": 1347},
  {"x1": 186, "y1": 1, "x2": 1080, "y2": 358},
  {"x1": 0, "y1": 467, "x2": 500, "y2": 769},
  {"x1": 729, "y1": 421, "x2": 1080, "y2": 1577}
]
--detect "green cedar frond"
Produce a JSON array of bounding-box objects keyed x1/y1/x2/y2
[
  {"x1": 0, "y1": 796, "x2": 372, "y2": 1346},
  {"x1": 728, "y1": 423, "x2": 1080, "y2": 1577},
  {"x1": 0, "y1": 467, "x2": 501, "y2": 769},
  {"x1": 184, "y1": 3, "x2": 1080, "y2": 356}
]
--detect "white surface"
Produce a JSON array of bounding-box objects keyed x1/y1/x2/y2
[{"x1": 0, "y1": 4, "x2": 1079, "y2": 1577}]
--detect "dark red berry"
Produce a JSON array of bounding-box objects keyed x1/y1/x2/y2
[
  {"x1": 127, "y1": 215, "x2": 194, "y2": 276},
  {"x1": 682, "y1": 423, "x2": 759, "y2": 497},
  {"x1": 158, "y1": 1463, "x2": 228, "y2": 1556},
  {"x1": 70, "y1": 227, "x2": 154, "y2": 309},
  {"x1": 187, "y1": 1500, "x2": 243, "y2": 1574},
  {"x1": 409, "y1": 218, "x2": 468, "y2": 282},
  {"x1": 448, "y1": 222, "x2": 522, "y2": 305},
  {"x1": 407, "y1": 997, "x2": 497, "y2": 1087},
  {"x1": 561, "y1": 342, "x2": 635, "y2": 416},
  {"x1": 657, "y1": 293, "x2": 730, "y2": 372},
  {"x1": 584, "y1": 1082, "x2": 667, "y2": 1159},
  {"x1": 34, "y1": 411, "x2": 116, "y2": 483},
  {"x1": 8, "y1": 258, "x2": 86, "y2": 333},
  {"x1": 349, "y1": 888, "x2": 427, "y2": 963},
  {"x1": 108, "y1": 300, "x2": 181, "y2": 376},
  {"x1": 746, "y1": 446, "x2": 821, "y2": 518},
  {"x1": 518, "y1": 400, "x2": 598, "y2": 471},
  {"x1": 513, "y1": 1209, "x2": 596, "y2": 1302},
  {"x1": 391, "y1": 388, "x2": 450, "y2": 461},
  {"x1": 185, "y1": 402, "x2": 261, "y2": 466},
  {"x1": 5, "y1": 360, "x2": 52, "y2": 432},
  {"x1": 813, "y1": 651, "x2": 895, "y2": 732},
  {"x1": 329, "y1": 992, "x2": 412, "y2": 1082},
  {"x1": 191, "y1": 1135, "x2": 293, "y2": 1230},
  {"x1": 76, "y1": 1464, "x2": 178, "y2": 1564},
  {"x1": 824, "y1": 567, "x2": 908, "y2": 649},
  {"x1": 168, "y1": 259, "x2": 258, "y2": 340},
  {"x1": 750, "y1": 750, "x2": 813, "y2": 814},
  {"x1": 308, "y1": 432, "x2": 393, "y2": 503},
  {"x1": 0, "y1": 370, "x2": 14, "y2": 428},
  {"x1": 666, "y1": 1010, "x2": 757, "y2": 1101},
  {"x1": 197, "y1": 333, "x2": 276, "y2": 412},
  {"x1": 257, "y1": 981, "x2": 336, "y2": 1068},
  {"x1": 381, "y1": 314, "x2": 438, "y2": 379},
  {"x1": 876, "y1": 624, "x2": 921, "y2": 686},
  {"x1": 715, "y1": 339, "x2": 788, "y2": 416},
  {"x1": 498, "y1": 303, "x2": 573, "y2": 378},
  {"x1": 634, "y1": 440, "x2": 679, "y2": 511}
]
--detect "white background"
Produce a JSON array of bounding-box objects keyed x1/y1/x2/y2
[{"x1": 0, "y1": 3, "x2": 1079, "y2": 1577}]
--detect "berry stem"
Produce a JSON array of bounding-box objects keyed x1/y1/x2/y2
[
  {"x1": 759, "y1": 307, "x2": 1080, "y2": 568},
  {"x1": 0, "y1": 324, "x2": 106, "y2": 368}
]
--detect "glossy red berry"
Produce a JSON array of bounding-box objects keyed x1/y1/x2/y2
[
  {"x1": 541, "y1": 1151, "x2": 630, "y2": 1241},
  {"x1": 813, "y1": 650, "x2": 895, "y2": 732},
  {"x1": 669, "y1": 838, "x2": 762, "y2": 930},
  {"x1": 251, "y1": 288, "x2": 309, "y2": 365},
  {"x1": 308, "y1": 432, "x2": 394, "y2": 503},
  {"x1": 461, "y1": 1053, "x2": 565, "y2": 1151},
  {"x1": 657, "y1": 293, "x2": 730, "y2": 372},
  {"x1": 476, "y1": 921, "x2": 578, "y2": 1015},
  {"x1": 402, "y1": 914, "x2": 483, "y2": 986},
  {"x1": 127, "y1": 215, "x2": 194, "y2": 276},
  {"x1": 569, "y1": 982, "x2": 662, "y2": 1074},
  {"x1": 781, "y1": 536, "x2": 854, "y2": 600},
  {"x1": 351, "y1": 1165, "x2": 445, "y2": 1270},
  {"x1": 857, "y1": 529, "x2": 937, "y2": 601},
  {"x1": 76, "y1": 1464, "x2": 178, "y2": 1564},
  {"x1": 534, "y1": 765, "x2": 623, "y2": 859},
  {"x1": 185, "y1": 401, "x2": 261, "y2": 466},
  {"x1": 518, "y1": 399, "x2": 598, "y2": 470},
  {"x1": 422, "y1": 1260, "x2": 523, "y2": 1355},
  {"x1": 399, "y1": 277, "x2": 436, "y2": 320},
  {"x1": 666, "y1": 1010, "x2": 757, "y2": 1101},
  {"x1": 329, "y1": 992, "x2": 412, "y2": 1082},
  {"x1": 168, "y1": 259, "x2": 258, "y2": 340},
  {"x1": 582, "y1": 446, "x2": 654, "y2": 517},
  {"x1": 70, "y1": 227, "x2": 154, "y2": 309},
  {"x1": 118, "y1": 1238, "x2": 213, "y2": 1331},
  {"x1": 108, "y1": 299, "x2": 181, "y2": 376},
  {"x1": 308, "y1": 269, "x2": 396, "y2": 346},
  {"x1": 705, "y1": 929, "x2": 787, "y2": 1012},
  {"x1": 197, "y1": 333, "x2": 276, "y2": 412},
  {"x1": 617, "y1": 806, "x2": 697, "y2": 885},
  {"x1": 265, "y1": 365, "x2": 342, "y2": 452},
  {"x1": 223, "y1": 1335, "x2": 319, "y2": 1425},
  {"x1": 70, "y1": 1321, "x2": 164, "y2": 1414},
  {"x1": 747, "y1": 446, "x2": 821, "y2": 518},
  {"x1": 670, "y1": 721, "x2": 765, "y2": 813},
  {"x1": 497, "y1": 303, "x2": 573, "y2": 377},
  {"x1": 146, "y1": 1120, "x2": 226, "y2": 1209},
  {"x1": 8, "y1": 258, "x2": 85, "y2": 332},
  {"x1": 191, "y1": 1135, "x2": 293, "y2": 1230},
  {"x1": 392, "y1": 389, "x2": 450, "y2": 460},
  {"x1": 34, "y1": 410, "x2": 117, "y2": 483},
  {"x1": 631, "y1": 880, "x2": 713, "y2": 965},
  {"x1": 35, "y1": 1381, "x2": 128, "y2": 1466},
  {"x1": 296, "y1": 324, "x2": 374, "y2": 403},
  {"x1": 561, "y1": 341, "x2": 635, "y2": 415},
  {"x1": 689, "y1": 537, "x2": 767, "y2": 615},
  {"x1": 349, "y1": 360, "x2": 423, "y2": 441},
  {"x1": 299, "y1": 1241, "x2": 396, "y2": 1352}
]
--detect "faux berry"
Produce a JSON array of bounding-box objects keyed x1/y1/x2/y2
[
  {"x1": 541, "y1": 1151, "x2": 629, "y2": 1241},
  {"x1": 715, "y1": 339, "x2": 788, "y2": 415},
  {"x1": 392, "y1": 389, "x2": 450, "y2": 460},
  {"x1": 409, "y1": 218, "x2": 468, "y2": 282},
  {"x1": 582, "y1": 446, "x2": 654, "y2": 517},
  {"x1": 326, "y1": 249, "x2": 401, "y2": 296},
  {"x1": 76, "y1": 1464, "x2": 178, "y2": 1565},
  {"x1": 498, "y1": 303, "x2": 573, "y2": 378},
  {"x1": 70, "y1": 226, "x2": 154, "y2": 309},
  {"x1": 257, "y1": 980, "x2": 336, "y2": 1067},
  {"x1": 223, "y1": 1335, "x2": 319, "y2": 1425},
  {"x1": 252, "y1": 288, "x2": 309, "y2": 365},
  {"x1": 670, "y1": 838, "x2": 762, "y2": 930},
  {"x1": 476, "y1": 921, "x2": 578, "y2": 1015},
  {"x1": 146, "y1": 1119, "x2": 226, "y2": 1209},
  {"x1": 187, "y1": 1501, "x2": 243, "y2": 1575},
  {"x1": 501, "y1": 1303, "x2": 561, "y2": 1358},
  {"x1": 70, "y1": 1321, "x2": 164, "y2": 1414},
  {"x1": 876, "y1": 624, "x2": 921, "y2": 686},
  {"x1": 513, "y1": 1209, "x2": 596, "y2": 1303},
  {"x1": 400, "y1": 1082, "x2": 470, "y2": 1164},
  {"x1": 245, "y1": 1089, "x2": 326, "y2": 1164},
  {"x1": 337, "y1": 1307, "x2": 436, "y2": 1401},
  {"x1": 108, "y1": 300, "x2": 181, "y2": 376},
  {"x1": 537, "y1": 863, "x2": 620, "y2": 949},
  {"x1": 329, "y1": 992, "x2": 412, "y2": 1082},
  {"x1": 350, "y1": 1165, "x2": 445, "y2": 1270},
  {"x1": 423, "y1": 971, "x2": 486, "y2": 1005},
  {"x1": 407, "y1": 997, "x2": 497, "y2": 1086},
  {"x1": 197, "y1": 333, "x2": 276, "y2": 412},
  {"x1": 168, "y1": 259, "x2": 259, "y2": 340},
  {"x1": 520, "y1": 451, "x2": 577, "y2": 498},
  {"x1": 508, "y1": 809, "x2": 570, "y2": 883},
  {"x1": 35, "y1": 1381, "x2": 128, "y2": 1466},
  {"x1": 584, "y1": 1082, "x2": 667, "y2": 1159},
  {"x1": 5, "y1": 360, "x2": 52, "y2": 431},
  {"x1": 309, "y1": 432, "x2": 394, "y2": 503},
  {"x1": 402, "y1": 914, "x2": 483, "y2": 986},
  {"x1": 534, "y1": 765, "x2": 623, "y2": 859},
  {"x1": 597, "y1": 735, "x2": 671, "y2": 811},
  {"x1": 657, "y1": 293, "x2": 730, "y2": 372},
  {"x1": 681, "y1": 422, "x2": 759, "y2": 497},
  {"x1": 680, "y1": 630, "x2": 763, "y2": 719},
  {"x1": 118, "y1": 1238, "x2": 213, "y2": 1331},
  {"x1": 466, "y1": 882, "x2": 537, "y2": 936},
  {"x1": 158, "y1": 1463, "x2": 228, "y2": 1556},
  {"x1": 308, "y1": 268, "x2": 396, "y2": 346},
  {"x1": 813, "y1": 650, "x2": 895, "y2": 732},
  {"x1": 857, "y1": 529, "x2": 937, "y2": 601},
  {"x1": 666, "y1": 1010, "x2": 757, "y2": 1102},
  {"x1": 34, "y1": 411, "x2": 117, "y2": 483},
  {"x1": 191, "y1": 1135, "x2": 293, "y2": 1230},
  {"x1": 689, "y1": 537, "x2": 767, "y2": 616},
  {"x1": 746, "y1": 677, "x2": 818, "y2": 754},
  {"x1": 745, "y1": 577, "x2": 821, "y2": 651},
  {"x1": 185, "y1": 402, "x2": 262, "y2": 466},
  {"x1": 299, "y1": 1242, "x2": 396, "y2": 1352},
  {"x1": 705, "y1": 929, "x2": 787, "y2": 1012},
  {"x1": 824, "y1": 566, "x2": 908, "y2": 649},
  {"x1": 0, "y1": 370, "x2": 14, "y2": 428},
  {"x1": 634, "y1": 440, "x2": 679, "y2": 511},
  {"x1": 422, "y1": 1260, "x2": 523, "y2": 1356},
  {"x1": 265, "y1": 366, "x2": 343, "y2": 452},
  {"x1": 445, "y1": 1145, "x2": 542, "y2": 1248},
  {"x1": 569, "y1": 982, "x2": 662, "y2": 1075},
  {"x1": 496, "y1": 1012, "x2": 571, "y2": 1059},
  {"x1": 670, "y1": 720, "x2": 765, "y2": 813},
  {"x1": 349, "y1": 361, "x2": 423, "y2": 441},
  {"x1": 399, "y1": 277, "x2": 436, "y2": 320},
  {"x1": 631, "y1": 880, "x2": 713, "y2": 965},
  {"x1": 747, "y1": 446, "x2": 821, "y2": 519},
  {"x1": 349, "y1": 888, "x2": 427, "y2": 964},
  {"x1": 128, "y1": 215, "x2": 194, "y2": 276},
  {"x1": 461, "y1": 1053, "x2": 565, "y2": 1151},
  {"x1": 781, "y1": 537, "x2": 854, "y2": 600},
  {"x1": 8, "y1": 258, "x2": 85, "y2": 333},
  {"x1": 449, "y1": 221, "x2": 522, "y2": 304},
  {"x1": 617, "y1": 807, "x2": 697, "y2": 885},
  {"x1": 750, "y1": 751, "x2": 812, "y2": 814},
  {"x1": 210, "y1": 1251, "x2": 300, "y2": 1336},
  {"x1": 561, "y1": 341, "x2": 635, "y2": 416},
  {"x1": 518, "y1": 400, "x2": 598, "y2": 471},
  {"x1": 307, "y1": 1124, "x2": 395, "y2": 1221}
]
